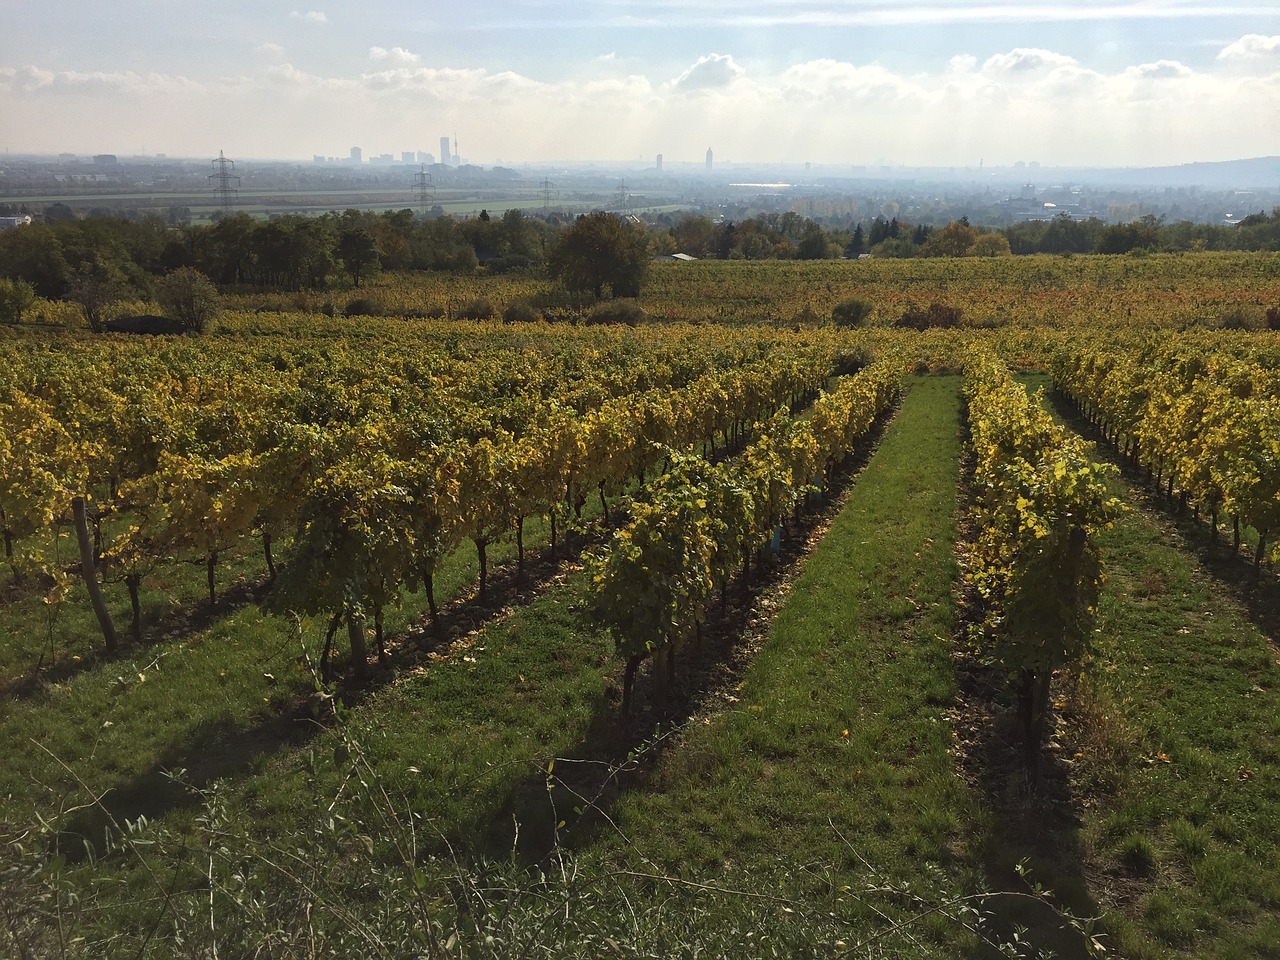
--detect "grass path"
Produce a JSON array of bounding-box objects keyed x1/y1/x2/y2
[
  {"x1": 583, "y1": 375, "x2": 1042, "y2": 954},
  {"x1": 1023, "y1": 379, "x2": 1280, "y2": 959}
]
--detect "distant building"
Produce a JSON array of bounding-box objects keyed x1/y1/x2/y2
[
  {"x1": 417, "y1": 150, "x2": 434, "y2": 164},
  {"x1": 656, "y1": 153, "x2": 663, "y2": 172},
  {"x1": 0, "y1": 215, "x2": 32, "y2": 230},
  {"x1": 350, "y1": 146, "x2": 362, "y2": 163},
  {"x1": 705, "y1": 147, "x2": 713, "y2": 172},
  {"x1": 402, "y1": 151, "x2": 415, "y2": 163},
  {"x1": 440, "y1": 136, "x2": 452, "y2": 165},
  {"x1": 93, "y1": 154, "x2": 117, "y2": 166}
]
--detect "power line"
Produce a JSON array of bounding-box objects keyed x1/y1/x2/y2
[
  {"x1": 414, "y1": 165, "x2": 433, "y2": 213},
  {"x1": 208, "y1": 151, "x2": 239, "y2": 215}
]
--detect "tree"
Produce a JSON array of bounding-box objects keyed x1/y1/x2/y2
[
  {"x1": 0, "y1": 278, "x2": 36, "y2": 325},
  {"x1": 796, "y1": 223, "x2": 836, "y2": 260},
  {"x1": 337, "y1": 226, "x2": 380, "y2": 288},
  {"x1": 921, "y1": 219, "x2": 977, "y2": 257},
  {"x1": 845, "y1": 224, "x2": 865, "y2": 257},
  {"x1": 67, "y1": 266, "x2": 119, "y2": 332},
  {"x1": 548, "y1": 211, "x2": 648, "y2": 299},
  {"x1": 157, "y1": 267, "x2": 221, "y2": 333},
  {"x1": 970, "y1": 233, "x2": 1012, "y2": 257},
  {"x1": 0, "y1": 223, "x2": 71, "y2": 298}
]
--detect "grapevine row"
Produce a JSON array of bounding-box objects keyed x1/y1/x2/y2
[
  {"x1": 963, "y1": 351, "x2": 1120, "y2": 774},
  {"x1": 1050, "y1": 342, "x2": 1280, "y2": 570},
  {"x1": 590, "y1": 357, "x2": 903, "y2": 712},
  {"x1": 0, "y1": 330, "x2": 837, "y2": 675}
]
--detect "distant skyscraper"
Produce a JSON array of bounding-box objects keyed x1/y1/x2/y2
[
  {"x1": 440, "y1": 136, "x2": 452, "y2": 165},
  {"x1": 705, "y1": 147, "x2": 712, "y2": 172},
  {"x1": 656, "y1": 153, "x2": 663, "y2": 172},
  {"x1": 350, "y1": 146, "x2": 362, "y2": 163},
  {"x1": 402, "y1": 151, "x2": 415, "y2": 163}
]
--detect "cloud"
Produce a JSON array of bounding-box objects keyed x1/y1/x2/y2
[
  {"x1": 5, "y1": 38, "x2": 1279, "y2": 167},
  {"x1": 1218, "y1": 34, "x2": 1280, "y2": 59},
  {"x1": 777, "y1": 59, "x2": 918, "y2": 103},
  {"x1": 982, "y1": 48, "x2": 1079, "y2": 74},
  {"x1": 257, "y1": 43, "x2": 285, "y2": 58},
  {"x1": 289, "y1": 10, "x2": 327, "y2": 25},
  {"x1": 673, "y1": 53, "x2": 744, "y2": 92},
  {"x1": 1125, "y1": 60, "x2": 1193, "y2": 80},
  {"x1": 370, "y1": 46, "x2": 420, "y2": 63},
  {"x1": 0, "y1": 65, "x2": 202, "y2": 95}
]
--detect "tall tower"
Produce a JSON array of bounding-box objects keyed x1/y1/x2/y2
[
  {"x1": 705, "y1": 147, "x2": 713, "y2": 172},
  {"x1": 350, "y1": 146, "x2": 362, "y2": 163},
  {"x1": 656, "y1": 153, "x2": 663, "y2": 172},
  {"x1": 439, "y1": 136, "x2": 451, "y2": 165},
  {"x1": 208, "y1": 151, "x2": 239, "y2": 214}
]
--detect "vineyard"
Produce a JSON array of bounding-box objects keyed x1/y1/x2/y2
[{"x1": 2, "y1": 254, "x2": 1280, "y2": 959}]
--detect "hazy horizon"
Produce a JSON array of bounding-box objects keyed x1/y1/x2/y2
[{"x1": 3, "y1": 2, "x2": 1278, "y2": 168}]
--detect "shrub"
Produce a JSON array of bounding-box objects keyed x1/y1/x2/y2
[
  {"x1": 895, "y1": 302, "x2": 963, "y2": 330},
  {"x1": 1267, "y1": 306, "x2": 1280, "y2": 331},
  {"x1": 344, "y1": 297, "x2": 382, "y2": 317},
  {"x1": 157, "y1": 267, "x2": 221, "y2": 334},
  {"x1": 502, "y1": 299, "x2": 540, "y2": 324},
  {"x1": 1219, "y1": 304, "x2": 1265, "y2": 331},
  {"x1": 456, "y1": 298, "x2": 496, "y2": 321},
  {"x1": 0, "y1": 277, "x2": 36, "y2": 325},
  {"x1": 585, "y1": 300, "x2": 647, "y2": 326},
  {"x1": 830, "y1": 297, "x2": 874, "y2": 328}
]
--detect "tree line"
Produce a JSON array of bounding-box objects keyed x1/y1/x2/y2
[{"x1": 2, "y1": 204, "x2": 1277, "y2": 328}]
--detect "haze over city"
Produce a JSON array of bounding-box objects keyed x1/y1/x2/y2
[{"x1": 2, "y1": 1, "x2": 1278, "y2": 169}]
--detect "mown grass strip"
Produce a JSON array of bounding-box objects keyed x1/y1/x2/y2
[
  {"x1": 0, "y1": 501, "x2": 590, "y2": 832},
  {"x1": 593, "y1": 375, "x2": 1000, "y2": 948},
  {"x1": 1023, "y1": 380, "x2": 1280, "y2": 959}
]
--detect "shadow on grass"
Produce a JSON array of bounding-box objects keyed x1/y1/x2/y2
[
  {"x1": 951, "y1": 654, "x2": 1100, "y2": 959},
  {"x1": 53, "y1": 529, "x2": 612, "y2": 863},
  {"x1": 56, "y1": 700, "x2": 325, "y2": 862},
  {"x1": 1045, "y1": 386, "x2": 1280, "y2": 648},
  {"x1": 480, "y1": 410, "x2": 898, "y2": 867},
  {"x1": 1, "y1": 574, "x2": 270, "y2": 703}
]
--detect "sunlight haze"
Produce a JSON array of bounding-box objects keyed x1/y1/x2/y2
[{"x1": 2, "y1": 0, "x2": 1278, "y2": 167}]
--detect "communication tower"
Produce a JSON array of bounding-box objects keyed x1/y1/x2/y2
[{"x1": 208, "y1": 151, "x2": 240, "y2": 214}]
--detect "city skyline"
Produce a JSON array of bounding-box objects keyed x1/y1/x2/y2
[{"x1": 1, "y1": 2, "x2": 1277, "y2": 168}]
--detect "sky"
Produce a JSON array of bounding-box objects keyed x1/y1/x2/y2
[{"x1": 2, "y1": 1, "x2": 1278, "y2": 168}]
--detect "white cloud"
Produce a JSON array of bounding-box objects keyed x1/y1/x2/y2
[
  {"x1": 0, "y1": 65, "x2": 202, "y2": 95},
  {"x1": 673, "y1": 53, "x2": 744, "y2": 92},
  {"x1": 370, "y1": 46, "x2": 420, "y2": 63},
  {"x1": 289, "y1": 10, "x2": 327, "y2": 25},
  {"x1": 982, "y1": 48, "x2": 1080, "y2": 75},
  {"x1": 4, "y1": 39, "x2": 1279, "y2": 166},
  {"x1": 257, "y1": 43, "x2": 285, "y2": 58},
  {"x1": 776, "y1": 60, "x2": 918, "y2": 104},
  {"x1": 1125, "y1": 60, "x2": 1193, "y2": 80},
  {"x1": 1218, "y1": 34, "x2": 1280, "y2": 59}
]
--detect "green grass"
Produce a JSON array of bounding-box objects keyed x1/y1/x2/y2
[
  {"x1": 9, "y1": 370, "x2": 1279, "y2": 957},
  {"x1": 600, "y1": 376, "x2": 972, "y2": 872},
  {"x1": 0, "y1": 503, "x2": 595, "y2": 837},
  {"x1": 574, "y1": 375, "x2": 1095, "y2": 955},
  {"x1": 1002, "y1": 376, "x2": 1280, "y2": 958}
]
